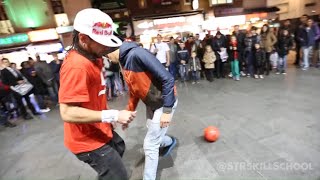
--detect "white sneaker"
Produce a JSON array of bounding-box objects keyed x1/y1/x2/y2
[
  {"x1": 254, "y1": 75, "x2": 259, "y2": 79},
  {"x1": 240, "y1": 71, "x2": 246, "y2": 77},
  {"x1": 276, "y1": 71, "x2": 280, "y2": 75},
  {"x1": 192, "y1": 82, "x2": 196, "y2": 84},
  {"x1": 40, "y1": 108, "x2": 51, "y2": 113},
  {"x1": 228, "y1": 73, "x2": 233, "y2": 78},
  {"x1": 259, "y1": 75, "x2": 264, "y2": 79}
]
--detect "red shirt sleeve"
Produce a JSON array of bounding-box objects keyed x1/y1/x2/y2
[{"x1": 59, "y1": 68, "x2": 90, "y2": 103}]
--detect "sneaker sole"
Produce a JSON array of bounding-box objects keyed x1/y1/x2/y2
[{"x1": 162, "y1": 137, "x2": 177, "y2": 157}]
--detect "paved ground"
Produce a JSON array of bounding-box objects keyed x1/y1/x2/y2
[{"x1": 0, "y1": 67, "x2": 320, "y2": 180}]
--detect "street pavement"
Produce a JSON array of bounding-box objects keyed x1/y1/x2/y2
[{"x1": 0, "y1": 67, "x2": 319, "y2": 180}]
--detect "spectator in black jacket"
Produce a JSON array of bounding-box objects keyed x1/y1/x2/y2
[
  {"x1": 177, "y1": 42, "x2": 189, "y2": 82},
  {"x1": 0, "y1": 58, "x2": 37, "y2": 120},
  {"x1": 294, "y1": 14, "x2": 308, "y2": 66},
  {"x1": 277, "y1": 29, "x2": 294, "y2": 74},
  {"x1": 49, "y1": 53, "x2": 62, "y2": 89},
  {"x1": 211, "y1": 31, "x2": 227, "y2": 78},
  {"x1": 232, "y1": 25, "x2": 246, "y2": 76},
  {"x1": 21, "y1": 61, "x2": 50, "y2": 113},
  {"x1": 254, "y1": 43, "x2": 266, "y2": 79}
]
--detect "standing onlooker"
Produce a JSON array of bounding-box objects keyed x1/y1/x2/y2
[
  {"x1": 49, "y1": 53, "x2": 62, "y2": 89},
  {"x1": 211, "y1": 31, "x2": 227, "y2": 78},
  {"x1": 254, "y1": 43, "x2": 266, "y2": 79},
  {"x1": 228, "y1": 35, "x2": 240, "y2": 81},
  {"x1": 177, "y1": 42, "x2": 189, "y2": 82},
  {"x1": 188, "y1": 51, "x2": 201, "y2": 84},
  {"x1": 294, "y1": 14, "x2": 309, "y2": 67},
  {"x1": 168, "y1": 37, "x2": 178, "y2": 79},
  {"x1": 185, "y1": 35, "x2": 195, "y2": 55},
  {"x1": 202, "y1": 45, "x2": 216, "y2": 82},
  {"x1": 298, "y1": 18, "x2": 319, "y2": 70},
  {"x1": 29, "y1": 56, "x2": 58, "y2": 104},
  {"x1": 150, "y1": 34, "x2": 170, "y2": 68},
  {"x1": 260, "y1": 24, "x2": 277, "y2": 75},
  {"x1": 244, "y1": 26, "x2": 260, "y2": 77},
  {"x1": 277, "y1": 29, "x2": 294, "y2": 74},
  {"x1": 232, "y1": 25, "x2": 246, "y2": 76},
  {"x1": 1, "y1": 58, "x2": 37, "y2": 120},
  {"x1": 21, "y1": 61, "x2": 50, "y2": 113}
]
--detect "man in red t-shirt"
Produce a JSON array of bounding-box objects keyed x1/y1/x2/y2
[{"x1": 59, "y1": 9, "x2": 136, "y2": 180}]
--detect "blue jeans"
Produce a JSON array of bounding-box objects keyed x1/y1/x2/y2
[
  {"x1": 114, "y1": 72, "x2": 123, "y2": 93},
  {"x1": 191, "y1": 71, "x2": 200, "y2": 82},
  {"x1": 302, "y1": 46, "x2": 313, "y2": 68},
  {"x1": 179, "y1": 65, "x2": 187, "y2": 81},
  {"x1": 169, "y1": 61, "x2": 178, "y2": 79},
  {"x1": 277, "y1": 55, "x2": 287, "y2": 72},
  {"x1": 143, "y1": 100, "x2": 178, "y2": 180}
]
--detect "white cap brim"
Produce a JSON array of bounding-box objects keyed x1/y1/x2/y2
[{"x1": 90, "y1": 34, "x2": 122, "y2": 47}]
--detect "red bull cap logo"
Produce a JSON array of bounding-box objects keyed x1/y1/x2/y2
[{"x1": 92, "y1": 22, "x2": 113, "y2": 36}]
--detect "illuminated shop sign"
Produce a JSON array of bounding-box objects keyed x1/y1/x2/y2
[
  {"x1": 56, "y1": 26, "x2": 74, "y2": 34},
  {"x1": 0, "y1": 33, "x2": 29, "y2": 47},
  {"x1": 28, "y1": 29, "x2": 59, "y2": 42},
  {"x1": 26, "y1": 43, "x2": 63, "y2": 54}
]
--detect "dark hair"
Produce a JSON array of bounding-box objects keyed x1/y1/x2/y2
[
  {"x1": 169, "y1": 36, "x2": 174, "y2": 41},
  {"x1": 1, "y1": 58, "x2": 8, "y2": 62},
  {"x1": 251, "y1": 26, "x2": 257, "y2": 31},
  {"x1": 68, "y1": 30, "x2": 80, "y2": 52},
  {"x1": 21, "y1": 61, "x2": 29, "y2": 68},
  {"x1": 10, "y1": 63, "x2": 16, "y2": 66},
  {"x1": 261, "y1": 24, "x2": 270, "y2": 33}
]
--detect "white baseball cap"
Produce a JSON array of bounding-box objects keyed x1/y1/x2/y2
[{"x1": 73, "y1": 8, "x2": 122, "y2": 47}]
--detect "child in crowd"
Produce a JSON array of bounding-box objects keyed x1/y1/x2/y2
[
  {"x1": 277, "y1": 29, "x2": 293, "y2": 74},
  {"x1": 254, "y1": 43, "x2": 266, "y2": 79},
  {"x1": 202, "y1": 45, "x2": 216, "y2": 82},
  {"x1": 228, "y1": 35, "x2": 240, "y2": 81},
  {"x1": 177, "y1": 42, "x2": 189, "y2": 82},
  {"x1": 188, "y1": 51, "x2": 201, "y2": 84}
]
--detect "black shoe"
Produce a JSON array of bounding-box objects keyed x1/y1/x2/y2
[
  {"x1": 23, "y1": 113, "x2": 33, "y2": 120},
  {"x1": 3, "y1": 121, "x2": 16, "y2": 128},
  {"x1": 160, "y1": 137, "x2": 177, "y2": 157},
  {"x1": 33, "y1": 112, "x2": 42, "y2": 116}
]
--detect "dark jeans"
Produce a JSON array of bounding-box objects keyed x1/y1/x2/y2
[
  {"x1": 246, "y1": 51, "x2": 254, "y2": 77},
  {"x1": 238, "y1": 51, "x2": 245, "y2": 72},
  {"x1": 214, "y1": 53, "x2": 225, "y2": 78},
  {"x1": 76, "y1": 131, "x2": 128, "y2": 180},
  {"x1": 295, "y1": 43, "x2": 301, "y2": 65},
  {"x1": 265, "y1": 52, "x2": 271, "y2": 75},
  {"x1": 169, "y1": 61, "x2": 178, "y2": 79},
  {"x1": 205, "y1": 68, "x2": 214, "y2": 82}
]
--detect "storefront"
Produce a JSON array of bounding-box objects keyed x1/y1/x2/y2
[
  {"x1": 132, "y1": 12, "x2": 204, "y2": 48},
  {"x1": 0, "y1": 33, "x2": 31, "y2": 68},
  {"x1": 202, "y1": 12, "x2": 277, "y2": 35},
  {"x1": 27, "y1": 28, "x2": 65, "y2": 62},
  {"x1": 1, "y1": 28, "x2": 65, "y2": 67}
]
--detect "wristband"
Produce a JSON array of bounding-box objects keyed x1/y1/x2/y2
[{"x1": 101, "y1": 110, "x2": 119, "y2": 123}]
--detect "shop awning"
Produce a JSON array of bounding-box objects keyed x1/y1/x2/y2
[
  {"x1": 132, "y1": 10, "x2": 204, "y2": 21},
  {"x1": 244, "y1": 6, "x2": 280, "y2": 14},
  {"x1": 0, "y1": 45, "x2": 27, "y2": 54}
]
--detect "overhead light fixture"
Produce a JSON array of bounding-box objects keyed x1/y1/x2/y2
[{"x1": 192, "y1": 0, "x2": 199, "y2": 10}]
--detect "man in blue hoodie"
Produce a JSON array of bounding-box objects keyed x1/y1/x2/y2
[
  {"x1": 298, "y1": 18, "x2": 320, "y2": 70},
  {"x1": 107, "y1": 41, "x2": 178, "y2": 180}
]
